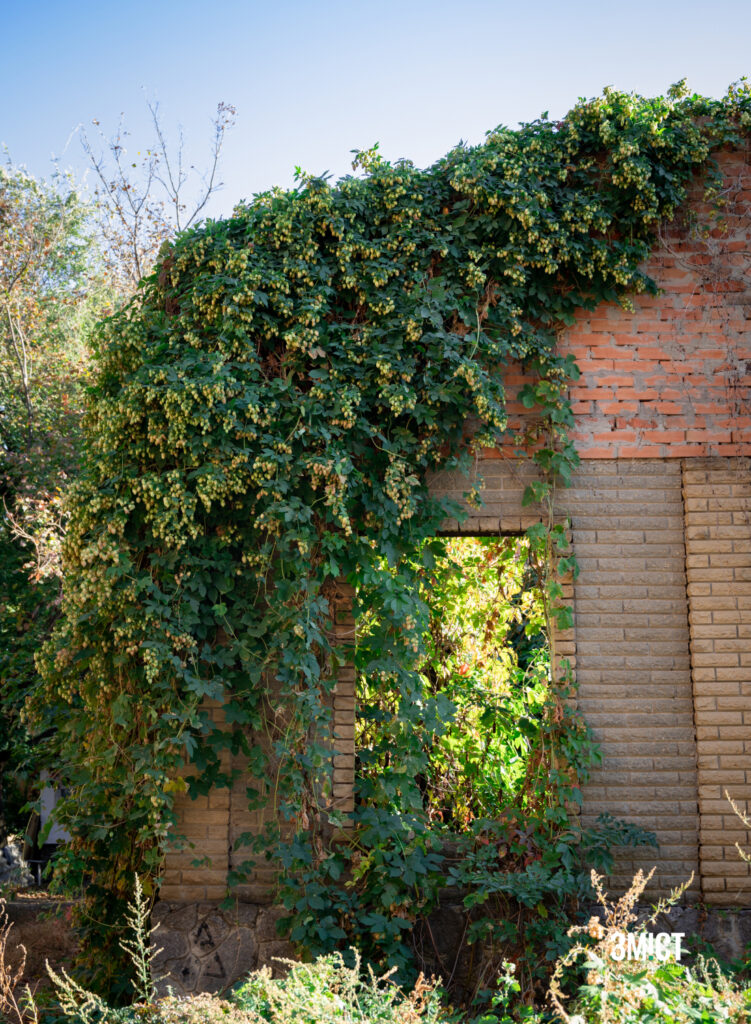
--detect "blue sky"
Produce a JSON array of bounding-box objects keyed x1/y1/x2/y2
[{"x1": 3, "y1": 0, "x2": 749, "y2": 219}]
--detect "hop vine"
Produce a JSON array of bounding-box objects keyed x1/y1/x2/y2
[{"x1": 30, "y1": 82, "x2": 751, "y2": 996}]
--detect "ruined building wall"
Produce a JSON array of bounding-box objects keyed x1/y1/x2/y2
[
  {"x1": 155, "y1": 148, "x2": 751, "y2": 991},
  {"x1": 467, "y1": 145, "x2": 751, "y2": 901}
]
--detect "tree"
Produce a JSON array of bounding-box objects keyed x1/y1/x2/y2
[
  {"x1": 0, "y1": 162, "x2": 104, "y2": 844},
  {"x1": 0, "y1": 164, "x2": 98, "y2": 452}
]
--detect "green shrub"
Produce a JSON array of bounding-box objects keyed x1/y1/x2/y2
[
  {"x1": 562, "y1": 958, "x2": 750, "y2": 1024},
  {"x1": 231, "y1": 951, "x2": 447, "y2": 1023},
  {"x1": 43, "y1": 951, "x2": 448, "y2": 1024}
]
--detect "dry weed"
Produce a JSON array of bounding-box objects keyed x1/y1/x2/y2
[
  {"x1": 0, "y1": 898, "x2": 38, "y2": 1024},
  {"x1": 548, "y1": 868, "x2": 695, "y2": 1021}
]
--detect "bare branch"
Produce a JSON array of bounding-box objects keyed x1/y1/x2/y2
[
  {"x1": 3, "y1": 308, "x2": 34, "y2": 437},
  {"x1": 183, "y1": 102, "x2": 236, "y2": 232},
  {"x1": 80, "y1": 99, "x2": 236, "y2": 291}
]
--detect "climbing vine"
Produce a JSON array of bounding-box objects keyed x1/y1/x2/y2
[{"x1": 31, "y1": 82, "x2": 751, "y2": 999}]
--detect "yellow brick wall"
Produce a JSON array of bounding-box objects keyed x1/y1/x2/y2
[
  {"x1": 430, "y1": 457, "x2": 701, "y2": 898},
  {"x1": 160, "y1": 698, "x2": 231, "y2": 902},
  {"x1": 162, "y1": 584, "x2": 357, "y2": 902},
  {"x1": 683, "y1": 458, "x2": 751, "y2": 904},
  {"x1": 164, "y1": 456, "x2": 751, "y2": 906}
]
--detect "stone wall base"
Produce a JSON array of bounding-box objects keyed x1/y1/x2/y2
[
  {"x1": 152, "y1": 896, "x2": 751, "y2": 997},
  {"x1": 589, "y1": 902, "x2": 751, "y2": 964},
  {"x1": 151, "y1": 900, "x2": 294, "y2": 997}
]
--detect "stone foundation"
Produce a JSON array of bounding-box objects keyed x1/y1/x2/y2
[
  {"x1": 150, "y1": 894, "x2": 751, "y2": 997},
  {"x1": 151, "y1": 900, "x2": 294, "y2": 996}
]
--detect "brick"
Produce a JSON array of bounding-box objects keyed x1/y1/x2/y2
[{"x1": 179, "y1": 869, "x2": 227, "y2": 886}]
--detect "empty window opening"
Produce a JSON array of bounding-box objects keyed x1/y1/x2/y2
[{"x1": 355, "y1": 535, "x2": 550, "y2": 830}]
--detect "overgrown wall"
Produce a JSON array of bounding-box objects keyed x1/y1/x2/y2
[
  {"x1": 155, "y1": 147, "x2": 751, "y2": 989},
  {"x1": 502, "y1": 147, "x2": 751, "y2": 459},
  {"x1": 430, "y1": 455, "x2": 751, "y2": 904}
]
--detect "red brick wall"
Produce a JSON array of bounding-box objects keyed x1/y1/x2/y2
[{"x1": 499, "y1": 148, "x2": 751, "y2": 460}]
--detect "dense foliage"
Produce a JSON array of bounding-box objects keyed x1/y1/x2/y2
[
  {"x1": 399, "y1": 536, "x2": 549, "y2": 825},
  {"x1": 29, "y1": 82, "x2": 751, "y2": 998},
  {"x1": 0, "y1": 164, "x2": 106, "y2": 842}
]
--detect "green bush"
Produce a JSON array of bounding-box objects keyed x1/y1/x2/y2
[
  {"x1": 231, "y1": 951, "x2": 447, "y2": 1023},
  {"x1": 561, "y1": 958, "x2": 751, "y2": 1024},
  {"x1": 41, "y1": 951, "x2": 448, "y2": 1024}
]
